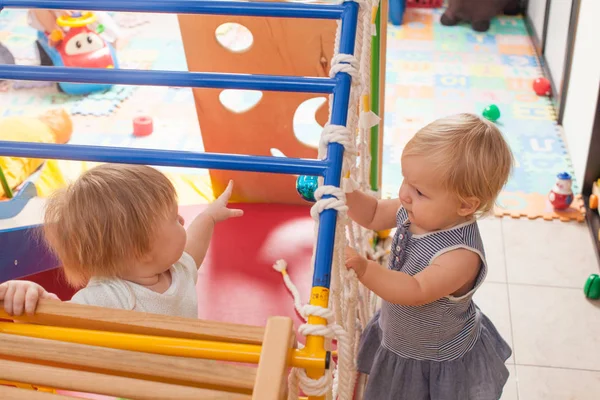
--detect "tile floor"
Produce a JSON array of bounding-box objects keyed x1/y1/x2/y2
[{"x1": 475, "y1": 217, "x2": 600, "y2": 399}]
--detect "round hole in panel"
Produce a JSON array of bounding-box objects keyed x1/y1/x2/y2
[
  {"x1": 215, "y1": 22, "x2": 254, "y2": 53},
  {"x1": 293, "y1": 97, "x2": 326, "y2": 149},
  {"x1": 219, "y1": 89, "x2": 263, "y2": 113},
  {"x1": 270, "y1": 148, "x2": 287, "y2": 158}
]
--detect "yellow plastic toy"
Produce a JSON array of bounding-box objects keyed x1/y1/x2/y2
[
  {"x1": 56, "y1": 11, "x2": 97, "y2": 28},
  {"x1": 0, "y1": 109, "x2": 72, "y2": 198}
]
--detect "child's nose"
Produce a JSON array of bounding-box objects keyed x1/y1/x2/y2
[{"x1": 399, "y1": 186, "x2": 411, "y2": 204}]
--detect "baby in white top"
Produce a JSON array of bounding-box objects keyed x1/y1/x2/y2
[{"x1": 0, "y1": 164, "x2": 242, "y2": 318}]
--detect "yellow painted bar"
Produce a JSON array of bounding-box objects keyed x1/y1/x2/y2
[
  {"x1": 371, "y1": 5, "x2": 378, "y2": 24},
  {"x1": 362, "y1": 94, "x2": 370, "y2": 112},
  {"x1": 0, "y1": 380, "x2": 35, "y2": 390},
  {"x1": 0, "y1": 380, "x2": 55, "y2": 393},
  {"x1": 0, "y1": 322, "x2": 325, "y2": 370},
  {"x1": 302, "y1": 286, "x2": 330, "y2": 400}
]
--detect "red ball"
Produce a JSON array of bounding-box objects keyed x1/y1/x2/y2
[{"x1": 533, "y1": 77, "x2": 551, "y2": 96}]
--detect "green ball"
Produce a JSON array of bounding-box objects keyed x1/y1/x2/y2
[
  {"x1": 296, "y1": 175, "x2": 318, "y2": 202},
  {"x1": 482, "y1": 104, "x2": 501, "y2": 122},
  {"x1": 584, "y1": 273, "x2": 600, "y2": 300}
]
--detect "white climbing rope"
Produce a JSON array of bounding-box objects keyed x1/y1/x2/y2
[
  {"x1": 273, "y1": 260, "x2": 307, "y2": 322},
  {"x1": 273, "y1": 1, "x2": 385, "y2": 398}
]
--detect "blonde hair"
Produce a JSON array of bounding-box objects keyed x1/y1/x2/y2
[
  {"x1": 43, "y1": 164, "x2": 177, "y2": 287},
  {"x1": 402, "y1": 113, "x2": 513, "y2": 216}
]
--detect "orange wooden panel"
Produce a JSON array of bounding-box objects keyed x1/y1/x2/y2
[{"x1": 178, "y1": 11, "x2": 336, "y2": 204}]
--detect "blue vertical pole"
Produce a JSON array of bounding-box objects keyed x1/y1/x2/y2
[
  {"x1": 312, "y1": 2, "x2": 359, "y2": 289},
  {"x1": 302, "y1": 6, "x2": 359, "y2": 394}
]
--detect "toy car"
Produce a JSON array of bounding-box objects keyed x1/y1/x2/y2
[{"x1": 35, "y1": 11, "x2": 119, "y2": 95}]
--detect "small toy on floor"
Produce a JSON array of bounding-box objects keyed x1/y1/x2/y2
[
  {"x1": 584, "y1": 274, "x2": 600, "y2": 300},
  {"x1": 440, "y1": 0, "x2": 521, "y2": 32},
  {"x1": 548, "y1": 172, "x2": 574, "y2": 210},
  {"x1": 29, "y1": 10, "x2": 119, "y2": 95},
  {"x1": 133, "y1": 115, "x2": 153, "y2": 137},
  {"x1": 482, "y1": 104, "x2": 501, "y2": 122},
  {"x1": 533, "y1": 77, "x2": 552, "y2": 96}
]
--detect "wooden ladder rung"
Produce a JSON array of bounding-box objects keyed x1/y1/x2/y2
[
  {"x1": 0, "y1": 358, "x2": 251, "y2": 400},
  {"x1": 0, "y1": 299, "x2": 264, "y2": 345},
  {"x1": 0, "y1": 333, "x2": 256, "y2": 394}
]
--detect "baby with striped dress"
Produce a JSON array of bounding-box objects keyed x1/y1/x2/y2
[{"x1": 345, "y1": 113, "x2": 513, "y2": 399}]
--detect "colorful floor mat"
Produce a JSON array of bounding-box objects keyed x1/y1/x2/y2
[
  {"x1": 383, "y1": 7, "x2": 584, "y2": 222},
  {"x1": 0, "y1": 6, "x2": 585, "y2": 221}
]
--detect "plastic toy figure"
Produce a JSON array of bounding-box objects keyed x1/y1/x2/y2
[
  {"x1": 548, "y1": 172, "x2": 574, "y2": 210},
  {"x1": 29, "y1": 10, "x2": 120, "y2": 95}
]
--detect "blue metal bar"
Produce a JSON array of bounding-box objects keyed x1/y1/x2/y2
[
  {"x1": 0, "y1": 141, "x2": 329, "y2": 176},
  {"x1": 0, "y1": 65, "x2": 336, "y2": 94},
  {"x1": 0, "y1": 0, "x2": 345, "y2": 19},
  {"x1": 312, "y1": 2, "x2": 359, "y2": 289}
]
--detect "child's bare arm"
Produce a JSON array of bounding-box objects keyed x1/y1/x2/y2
[
  {"x1": 346, "y1": 190, "x2": 401, "y2": 231},
  {"x1": 184, "y1": 181, "x2": 243, "y2": 269},
  {"x1": 0, "y1": 280, "x2": 60, "y2": 316},
  {"x1": 184, "y1": 213, "x2": 216, "y2": 270},
  {"x1": 28, "y1": 10, "x2": 72, "y2": 33},
  {"x1": 345, "y1": 247, "x2": 480, "y2": 306}
]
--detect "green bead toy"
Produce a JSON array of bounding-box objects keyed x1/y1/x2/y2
[
  {"x1": 482, "y1": 104, "x2": 501, "y2": 122},
  {"x1": 296, "y1": 175, "x2": 318, "y2": 202},
  {"x1": 584, "y1": 274, "x2": 600, "y2": 300}
]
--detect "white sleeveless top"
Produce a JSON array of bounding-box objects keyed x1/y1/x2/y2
[{"x1": 380, "y1": 208, "x2": 487, "y2": 361}]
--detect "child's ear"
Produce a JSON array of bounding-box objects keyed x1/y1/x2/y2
[{"x1": 457, "y1": 197, "x2": 480, "y2": 217}]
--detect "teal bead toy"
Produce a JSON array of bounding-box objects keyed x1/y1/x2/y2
[
  {"x1": 296, "y1": 175, "x2": 318, "y2": 202},
  {"x1": 584, "y1": 273, "x2": 600, "y2": 300},
  {"x1": 482, "y1": 104, "x2": 501, "y2": 122}
]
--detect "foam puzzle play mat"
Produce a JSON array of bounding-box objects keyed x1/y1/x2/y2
[
  {"x1": 383, "y1": 7, "x2": 583, "y2": 222},
  {"x1": 0, "y1": 4, "x2": 583, "y2": 221}
]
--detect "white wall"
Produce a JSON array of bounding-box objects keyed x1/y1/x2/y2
[
  {"x1": 562, "y1": 0, "x2": 600, "y2": 186},
  {"x1": 527, "y1": 0, "x2": 548, "y2": 41},
  {"x1": 544, "y1": 0, "x2": 573, "y2": 92}
]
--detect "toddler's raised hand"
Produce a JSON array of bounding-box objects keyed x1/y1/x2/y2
[
  {"x1": 204, "y1": 180, "x2": 244, "y2": 223},
  {"x1": 345, "y1": 246, "x2": 368, "y2": 278},
  {"x1": 0, "y1": 280, "x2": 59, "y2": 316}
]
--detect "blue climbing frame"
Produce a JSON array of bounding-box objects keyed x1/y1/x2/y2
[
  {"x1": 0, "y1": 0, "x2": 358, "y2": 290},
  {"x1": 0, "y1": 0, "x2": 358, "y2": 389}
]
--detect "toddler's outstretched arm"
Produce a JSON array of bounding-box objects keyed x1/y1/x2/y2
[
  {"x1": 346, "y1": 190, "x2": 401, "y2": 231},
  {"x1": 345, "y1": 247, "x2": 481, "y2": 306},
  {"x1": 185, "y1": 180, "x2": 243, "y2": 268},
  {"x1": 0, "y1": 280, "x2": 60, "y2": 316}
]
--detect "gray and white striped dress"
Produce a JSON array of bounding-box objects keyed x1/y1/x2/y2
[{"x1": 357, "y1": 207, "x2": 512, "y2": 400}]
